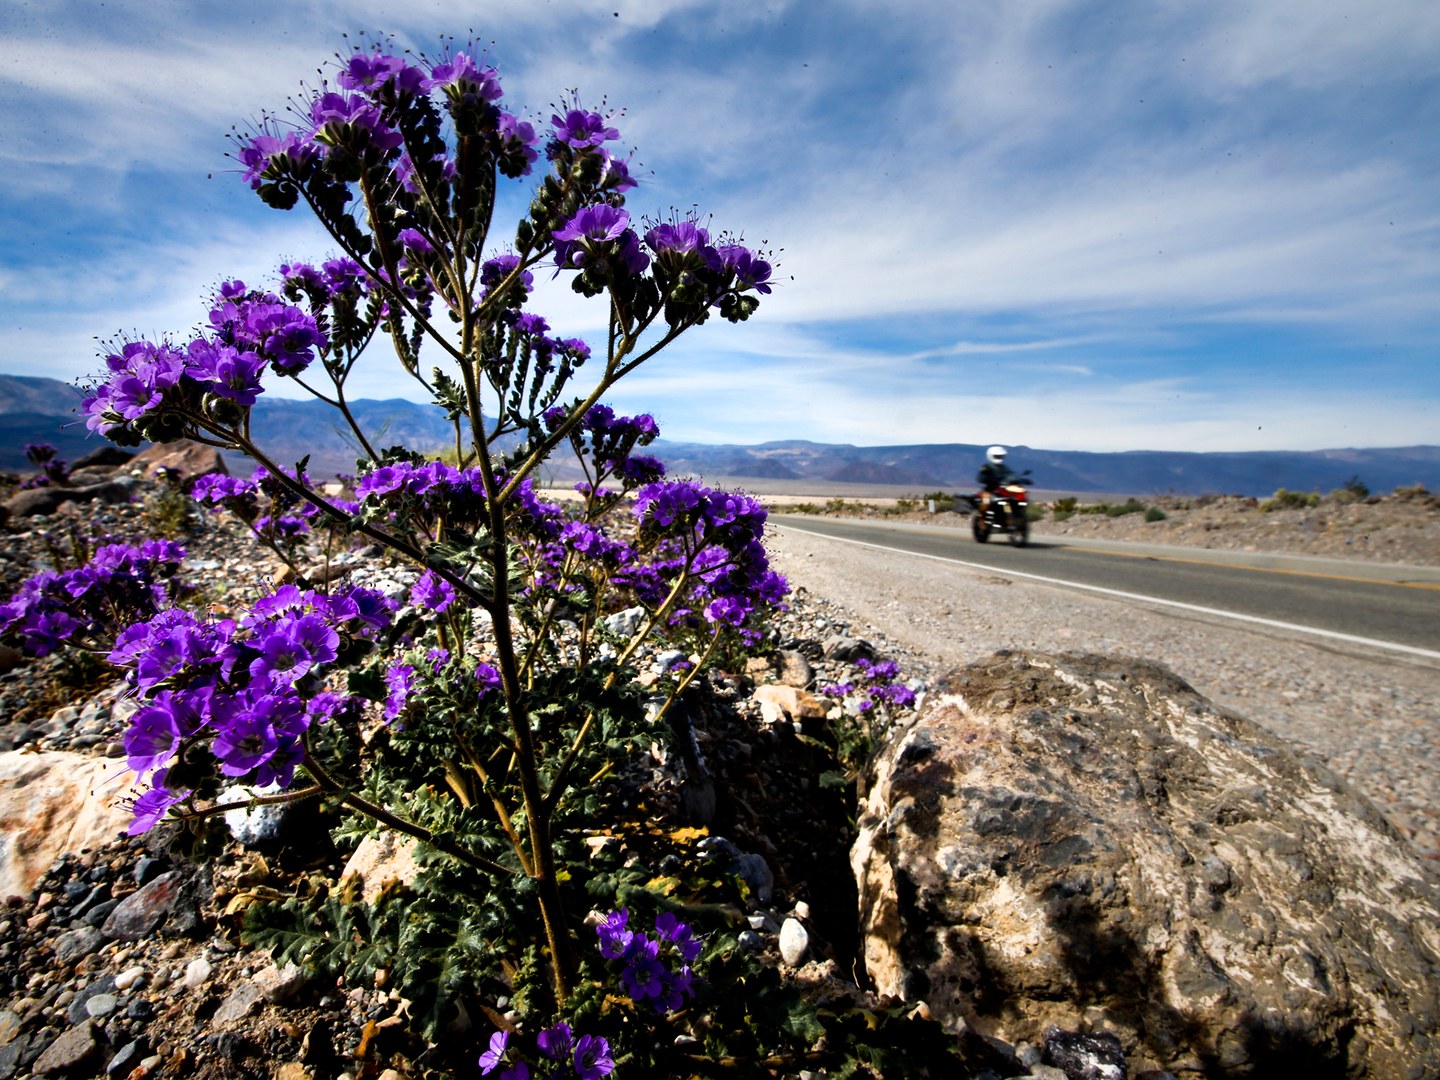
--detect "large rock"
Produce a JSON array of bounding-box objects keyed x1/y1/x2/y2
[
  {"x1": 2, "y1": 478, "x2": 135, "y2": 519},
  {"x1": 0, "y1": 752, "x2": 136, "y2": 898},
  {"x1": 131, "y1": 439, "x2": 228, "y2": 483},
  {"x1": 852, "y1": 650, "x2": 1440, "y2": 1078}
]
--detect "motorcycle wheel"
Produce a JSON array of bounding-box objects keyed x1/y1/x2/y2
[
  {"x1": 1009, "y1": 518, "x2": 1029, "y2": 547},
  {"x1": 972, "y1": 516, "x2": 990, "y2": 543}
]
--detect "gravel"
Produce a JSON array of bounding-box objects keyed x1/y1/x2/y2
[{"x1": 764, "y1": 523, "x2": 1440, "y2": 865}]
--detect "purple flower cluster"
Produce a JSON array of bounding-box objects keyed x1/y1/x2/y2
[
  {"x1": 21, "y1": 443, "x2": 68, "y2": 489},
  {"x1": 631, "y1": 480, "x2": 788, "y2": 629},
  {"x1": 544, "y1": 403, "x2": 664, "y2": 505},
  {"x1": 552, "y1": 205, "x2": 648, "y2": 277},
  {"x1": 478, "y1": 1023, "x2": 613, "y2": 1080},
  {"x1": 237, "y1": 47, "x2": 540, "y2": 200},
  {"x1": 353, "y1": 458, "x2": 560, "y2": 542},
  {"x1": 81, "y1": 281, "x2": 328, "y2": 441},
  {"x1": 822, "y1": 657, "x2": 917, "y2": 712},
  {"x1": 596, "y1": 908, "x2": 701, "y2": 1013},
  {"x1": 548, "y1": 208, "x2": 774, "y2": 319},
  {"x1": 500, "y1": 310, "x2": 592, "y2": 380},
  {"x1": 109, "y1": 582, "x2": 397, "y2": 832},
  {"x1": 0, "y1": 541, "x2": 187, "y2": 657},
  {"x1": 193, "y1": 466, "x2": 335, "y2": 551}
]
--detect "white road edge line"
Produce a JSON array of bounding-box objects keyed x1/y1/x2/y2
[{"x1": 775, "y1": 523, "x2": 1440, "y2": 663}]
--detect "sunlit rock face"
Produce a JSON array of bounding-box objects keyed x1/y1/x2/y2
[{"x1": 852, "y1": 650, "x2": 1440, "y2": 1079}]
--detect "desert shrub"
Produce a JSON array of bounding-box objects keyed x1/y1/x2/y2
[
  {"x1": 141, "y1": 467, "x2": 200, "y2": 538},
  {"x1": 1080, "y1": 499, "x2": 1147, "y2": 517},
  {"x1": 1261, "y1": 488, "x2": 1321, "y2": 511},
  {"x1": 1145, "y1": 506, "x2": 1167, "y2": 522},
  {"x1": 1329, "y1": 474, "x2": 1369, "y2": 502}
]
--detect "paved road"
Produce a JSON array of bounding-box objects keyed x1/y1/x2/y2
[{"x1": 771, "y1": 515, "x2": 1440, "y2": 660}]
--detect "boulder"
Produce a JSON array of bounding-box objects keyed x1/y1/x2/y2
[
  {"x1": 69, "y1": 446, "x2": 137, "y2": 471},
  {"x1": 852, "y1": 650, "x2": 1440, "y2": 1079},
  {"x1": 3, "y1": 479, "x2": 135, "y2": 519},
  {"x1": 131, "y1": 440, "x2": 228, "y2": 483},
  {"x1": 0, "y1": 752, "x2": 136, "y2": 899}
]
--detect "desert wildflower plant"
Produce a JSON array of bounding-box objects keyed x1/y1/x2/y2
[{"x1": 0, "y1": 37, "x2": 964, "y2": 1077}]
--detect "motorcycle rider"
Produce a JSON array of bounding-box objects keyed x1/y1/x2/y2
[{"x1": 976, "y1": 445, "x2": 1013, "y2": 512}]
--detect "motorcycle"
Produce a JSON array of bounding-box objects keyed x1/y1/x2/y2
[{"x1": 966, "y1": 473, "x2": 1032, "y2": 546}]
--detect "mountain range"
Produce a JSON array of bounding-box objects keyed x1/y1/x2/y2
[{"x1": 1, "y1": 375, "x2": 1434, "y2": 498}]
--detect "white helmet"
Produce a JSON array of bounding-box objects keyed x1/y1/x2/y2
[{"x1": 986, "y1": 446, "x2": 1008, "y2": 465}]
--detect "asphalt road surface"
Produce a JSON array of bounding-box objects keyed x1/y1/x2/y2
[{"x1": 771, "y1": 515, "x2": 1440, "y2": 661}]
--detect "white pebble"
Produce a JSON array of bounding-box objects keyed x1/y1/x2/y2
[
  {"x1": 778, "y1": 917, "x2": 809, "y2": 966},
  {"x1": 114, "y1": 966, "x2": 146, "y2": 991}
]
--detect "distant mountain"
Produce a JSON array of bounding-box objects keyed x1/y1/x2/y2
[
  {"x1": 0, "y1": 377, "x2": 458, "y2": 476},
  {"x1": 645, "y1": 440, "x2": 1440, "y2": 498},
  {"x1": 240, "y1": 396, "x2": 458, "y2": 476},
  {"x1": 0, "y1": 375, "x2": 1434, "y2": 497}
]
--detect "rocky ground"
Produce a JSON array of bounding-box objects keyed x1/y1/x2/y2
[{"x1": 0, "y1": 464, "x2": 1434, "y2": 1079}]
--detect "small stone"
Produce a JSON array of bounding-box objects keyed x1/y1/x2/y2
[
  {"x1": 105, "y1": 1039, "x2": 147, "y2": 1077},
  {"x1": 778, "y1": 918, "x2": 809, "y2": 966},
  {"x1": 31, "y1": 1021, "x2": 102, "y2": 1075},
  {"x1": 114, "y1": 967, "x2": 146, "y2": 991},
  {"x1": 737, "y1": 931, "x2": 764, "y2": 951},
  {"x1": 181, "y1": 958, "x2": 212, "y2": 989},
  {"x1": 67, "y1": 976, "x2": 117, "y2": 1025},
  {"x1": 54, "y1": 927, "x2": 105, "y2": 965},
  {"x1": 254, "y1": 963, "x2": 309, "y2": 1004},
  {"x1": 100, "y1": 871, "x2": 187, "y2": 940},
  {"x1": 84, "y1": 994, "x2": 119, "y2": 1019},
  {"x1": 124, "y1": 999, "x2": 155, "y2": 1023},
  {"x1": 220, "y1": 784, "x2": 292, "y2": 846},
  {"x1": 213, "y1": 983, "x2": 263, "y2": 1025}
]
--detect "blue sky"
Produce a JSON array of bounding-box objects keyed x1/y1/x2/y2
[{"x1": 1, "y1": 0, "x2": 1437, "y2": 452}]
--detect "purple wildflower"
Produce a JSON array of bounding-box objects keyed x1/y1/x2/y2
[
  {"x1": 425, "y1": 53, "x2": 503, "y2": 103},
  {"x1": 550, "y1": 108, "x2": 619, "y2": 149},
  {"x1": 573, "y1": 1034, "x2": 614, "y2": 1080},
  {"x1": 537, "y1": 1022, "x2": 573, "y2": 1061},
  {"x1": 477, "y1": 1029, "x2": 510, "y2": 1075},
  {"x1": 408, "y1": 571, "x2": 456, "y2": 615},
  {"x1": 474, "y1": 663, "x2": 501, "y2": 697},
  {"x1": 127, "y1": 779, "x2": 189, "y2": 836},
  {"x1": 383, "y1": 663, "x2": 416, "y2": 723},
  {"x1": 620, "y1": 935, "x2": 667, "y2": 1000},
  {"x1": 596, "y1": 909, "x2": 633, "y2": 959}
]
